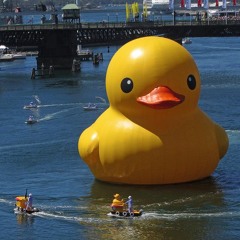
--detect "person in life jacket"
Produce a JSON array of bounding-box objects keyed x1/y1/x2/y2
[{"x1": 111, "y1": 193, "x2": 124, "y2": 211}]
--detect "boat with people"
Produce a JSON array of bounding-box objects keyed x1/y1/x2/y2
[
  {"x1": 25, "y1": 115, "x2": 38, "y2": 124},
  {"x1": 83, "y1": 103, "x2": 98, "y2": 111},
  {"x1": 107, "y1": 193, "x2": 143, "y2": 218},
  {"x1": 23, "y1": 101, "x2": 38, "y2": 109},
  {"x1": 14, "y1": 191, "x2": 40, "y2": 215}
]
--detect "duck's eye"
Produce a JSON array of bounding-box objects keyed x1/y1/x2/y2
[
  {"x1": 187, "y1": 75, "x2": 196, "y2": 90},
  {"x1": 121, "y1": 78, "x2": 133, "y2": 93}
]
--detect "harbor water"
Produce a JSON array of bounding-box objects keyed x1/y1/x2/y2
[{"x1": 0, "y1": 15, "x2": 240, "y2": 239}]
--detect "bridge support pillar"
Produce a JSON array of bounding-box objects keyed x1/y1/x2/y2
[{"x1": 36, "y1": 29, "x2": 78, "y2": 69}]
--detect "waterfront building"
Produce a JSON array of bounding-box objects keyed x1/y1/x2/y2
[{"x1": 62, "y1": 4, "x2": 80, "y2": 23}]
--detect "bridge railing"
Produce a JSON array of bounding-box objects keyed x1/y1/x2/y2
[
  {"x1": 1, "y1": 19, "x2": 240, "y2": 31},
  {"x1": 0, "y1": 23, "x2": 82, "y2": 31}
]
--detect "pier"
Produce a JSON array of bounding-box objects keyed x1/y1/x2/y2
[{"x1": 1, "y1": 17, "x2": 240, "y2": 69}]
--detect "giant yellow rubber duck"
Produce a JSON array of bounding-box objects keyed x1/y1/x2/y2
[{"x1": 78, "y1": 36, "x2": 229, "y2": 185}]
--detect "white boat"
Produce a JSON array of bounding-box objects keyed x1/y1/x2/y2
[
  {"x1": 0, "y1": 54, "x2": 14, "y2": 62},
  {"x1": 23, "y1": 102, "x2": 38, "y2": 109},
  {"x1": 0, "y1": 45, "x2": 15, "y2": 61},
  {"x1": 77, "y1": 45, "x2": 93, "y2": 61},
  {"x1": 13, "y1": 52, "x2": 27, "y2": 59},
  {"x1": 83, "y1": 103, "x2": 98, "y2": 111},
  {"x1": 182, "y1": 37, "x2": 192, "y2": 44}
]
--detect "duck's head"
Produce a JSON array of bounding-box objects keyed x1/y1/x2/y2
[{"x1": 106, "y1": 37, "x2": 201, "y2": 120}]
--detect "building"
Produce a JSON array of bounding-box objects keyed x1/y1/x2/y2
[{"x1": 62, "y1": 4, "x2": 80, "y2": 23}]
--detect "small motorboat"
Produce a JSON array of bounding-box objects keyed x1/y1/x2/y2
[
  {"x1": 83, "y1": 103, "x2": 98, "y2": 111},
  {"x1": 182, "y1": 37, "x2": 192, "y2": 44},
  {"x1": 25, "y1": 116, "x2": 38, "y2": 124},
  {"x1": 107, "y1": 209, "x2": 143, "y2": 218},
  {"x1": 13, "y1": 53, "x2": 26, "y2": 60},
  {"x1": 23, "y1": 102, "x2": 38, "y2": 109},
  {"x1": 14, "y1": 196, "x2": 40, "y2": 215},
  {"x1": 0, "y1": 53, "x2": 14, "y2": 62}
]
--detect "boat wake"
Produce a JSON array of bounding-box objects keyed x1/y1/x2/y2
[
  {"x1": 95, "y1": 96, "x2": 107, "y2": 104},
  {"x1": 0, "y1": 198, "x2": 12, "y2": 204},
  {"x1": 35, "y1": 211, "x2": 112, "y2": 224},
  {"x1": 144, "y1": 191, "x2": 220, "y2": 208},
  {"x1": 38, "y1": 107, "x2": 80, "y2": 122},
  {"x1": 0, "y1": 139, "x2": 67, "y2": 151},
  {"x1": 204, "y1": 46, "x2": 240, "y2": 51},
  {"x1": 39, "y1": 103, "x2": 82, "y2": 108},
  {"x1": 38, "y1": 100, "x2": 108, "y2": 109},
  {"x1": 141, "y1": 211, "x2": 240, "y2": 220},
  {"x1": 31, "y1": 208, "x2": 240, "y2": 224},
  {"x1": 226, "y1": 129, "x2": 240, "y2": 144}
]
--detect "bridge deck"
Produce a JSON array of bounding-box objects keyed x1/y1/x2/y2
[
  {"x1": 1, "y1": 19, "x2": 240, "y2": 47},
  {"x1": 1, "y1": 20, "x2": 239, "y2": 68}
]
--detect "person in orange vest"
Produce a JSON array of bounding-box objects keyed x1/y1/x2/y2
[{"x1": 111, "y1": 193, "x2": 124, "y2": 212}]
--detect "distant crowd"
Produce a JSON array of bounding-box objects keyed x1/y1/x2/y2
[
  {"x1": 0, "y1": 15, "x2": 23, "y2": 25},
  {"x1": 209, "y1": 14, "x2": 240, "y2": 21}
]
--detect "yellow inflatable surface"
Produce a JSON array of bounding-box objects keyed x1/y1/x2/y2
[
  {"x1": 15, "y1": 196, "x2": 27, "y2": 208},
  {"x1": 78, "y1": 36, "x2": 229, "y2": 185}
]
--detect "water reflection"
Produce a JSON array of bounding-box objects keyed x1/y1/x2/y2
[
  {"x1": 82, "y1": 177, "x2": 226, "y2": 239},
  {"x1": 15, "y1": 214, "x2": 35, "y2": 225},
  {"x1": 45, "y1": 79, "x2": 79, "y2": 88}
]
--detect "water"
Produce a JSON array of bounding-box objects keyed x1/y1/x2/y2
[{"x1": 1, "y1": 32, "x2": 240, "y2": 240}]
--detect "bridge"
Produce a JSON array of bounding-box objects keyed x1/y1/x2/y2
[{"x1": 1, "y1": 19, "x2": 240, "y2": 69}]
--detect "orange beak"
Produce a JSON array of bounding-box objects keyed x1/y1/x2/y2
[{"x1": 137, "y1": 86, "x2": 185, "y2": 109}]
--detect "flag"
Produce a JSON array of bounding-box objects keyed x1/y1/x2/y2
[
  {"x1": 132, "y1": 3, "x2": 136, "y2": 18},
  {"x1": 222, "y1": 0, "x2": 226, "y2": 8},
  {"x1": 143, "y1": 3, "x2": 148, "y2": 20},
  {"x1": 186, "y1": 0, "x2": 191, "y2": 9},
  {"x1": 181, "y1": 0, "x2": 185, "y2": 8},
  {"x1": 203, "y1": 0, "x2": 209, "y2": 9},
  {"x1": 169, "y1": 0, "x2": 174, "y2": 9},
  {"x1": 126, "y1": 3, "x2": 130, "y2": 22}
]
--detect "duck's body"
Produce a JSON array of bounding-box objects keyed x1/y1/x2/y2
[
  {"x1": 80, "y1": 107, "x2": 227, "y2": 184},
  {"x1": 79, "y1": 37, "x2": 228, "y2": 185}
]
